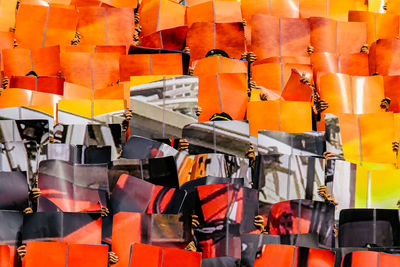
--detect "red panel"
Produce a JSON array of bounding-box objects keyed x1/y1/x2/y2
[
  {"x1": 130, "y1": 243, "x2": 162, "y2": 267},
  {"x1": 162, "y1": 247, "x2": 202, "y2": 267},
  {"x1": 24, "y1": 241, "x2": 67, "y2": 267},
  {"x1": 67, "y1": 244, "x2": 108, "y2": 267}
]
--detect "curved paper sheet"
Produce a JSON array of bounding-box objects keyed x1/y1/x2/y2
[
  {"x1": 141, "y1": 26, "x2": 188, "y2": 51},
  {"x1": 198, "y1": 73, "x2": 247, "y2": 122},
  {"x1": 186, "y1": 22, "x2": 245, "y2": 62},
  {"x1": 319, "y1": 74, "x2": 384, "y2": 114},
  {"x1": 9, "y1": 76, "x2": 65, "y2": 95},
  {"x1": 111, "y1": 174, "x2": 187, "y2": 214},
  {"x1": 337, "y1": 112, "x2": 395, "y2": 164},
  {"x1": 77, "y1": 7, "x2": 134, "y2": 46},
  {"x1": 0, "y1": 171, "x2": 29, "y2": 211},
  {"x1": 193, "y1": 56, "x2": 247, "y2": 76},
  {"x1": 22, "y1": 212, "x2": 102, "y2": 244},
  {"x1": 341, "y1": 251, "x2": 400, "y2": 267},
  {"x1": 15, "y1": 4, "x2": 78, "y2": 48},
  {"x1": 339, "y1": 209, "x2": 400, "y2": 247},
  {"x1": 267, "y1": 200, "x2": 334, "y2": 248},
  {"x1": 383, "y1": 75, "x2": 400, "y2": 112},
  {"x1": 186, "y1": 0, "x2": 242, "y2": 27},
  {"x1": 3, "y1": 46, "x2": 61, "y2": 77},
  {"x1": 370, "y1": 39, "x2": 400, "y2": 76},
  {"x1": 121, "y1": 136, "x2": 178, "y2": 159},
  {"x1": 138, "y1": 0, "x2": 186, "y2": 37},
  {"x1": 247, "y1": 101, "x2": 312, "y2": 136},
  {"x1": 37, "y1": 160, "x2": 108, "y2": 212},
  {"x1": 256, "y1": 154, "x2": 325, "y2": 202},
  {"x1": 281, "y1": 69, "x2": 313, "y2": 101},
  {"x1": 120, "y1": 54, "x2": 183, "y2": 81},
  {"x1": 257, "y1": 130, "x2": 325, "y2": 156},
  {"x1": 348, "y1": 11, "x2": 399, "y2": 45},
  {"x1": 60, "y1": 52, "x2": 119, "y2": 90}
]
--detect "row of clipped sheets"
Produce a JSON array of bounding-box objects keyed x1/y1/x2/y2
[
  {"x1": 241, "y1": 0, "x2": 368, "y2": 23},
  {"x1": 0, "y1": 90, "x2": 126, "y2": 122},
  {"x1": 250, "y1": 14, "x2": 367, "y2": 61},
  {"x1": 22, "y1": 242, "x2": 109, "y2": 267},
  {"x1": 14, "y1": 3, "x2": 134, "y2": 48}
]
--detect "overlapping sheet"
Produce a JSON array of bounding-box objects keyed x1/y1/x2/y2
[
  {"x1": 256, "y1": 154, "x2": 325, "y2": 203},
  {"x1": 247, "y1": 101, "x2": 312, "y2": 136},
  {"x1": 37, "y1": 160, "x2": 109, "y2": 212},
  {"x1": 22, "y1": 212, "x2": 102, "y2": 244}
]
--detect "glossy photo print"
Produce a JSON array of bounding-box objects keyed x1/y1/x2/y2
[
  {"x1": 111, "y1": 174, "x2": 187, "y2": 214},
  {"x1": 193, "y1": 183, "x2": 259, "y2": 258},
  {"x1": 37, "y1": 160, "x2": 109, "y2": 212},
  {"x1": 255, "y1": 154, "x2": 325, "y2": 203},
  {"x1": 257, "y1": 130, "x2": 325, "y2": 156},
  {"x1": 121, "y1": 135, "x2": 178, "y2": 159},
  {"x1": 129, "y1": 75, "x2": 198, "y2": 139},
  {"x1": 108, "y1": 156, "x2": 179, "y2": 188},
  {"x1": 22, "y1": 212, "x2": 102, "y2": 244},
  {"x1": 339, "y1": 209, "x2": 400, "y2": 248},
  {"x1": 267, "y1": 200, "x2": 335, "y2": 248},
  {"x1": 47, "y1": 144, "x2": 112, "y2": 164},
  {"x1": 182, "y1": 120, "x2": 251, "y2": 158},
  {"x1": 112, "y1": 212, "x2": 192, "y2": 267},
  {"x1": 0, "y1": 171, "x2": 29, "y2": 211}
]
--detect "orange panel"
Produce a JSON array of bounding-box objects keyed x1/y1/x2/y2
[
  {"x1": 247, "y1": 101, "x2": 312, "y2": 136},
  {"x1": 101, "y1": 0, "x2": 139, "y2": 8},
  {"x1": 0, "y1": 89, "x2": 31, "y2": 108},
  {"x1": 112, "y1": 212, "x2": 144, "y2": 267},
  {"x1": 31, "y1": 91, "x2": 60, "y2": 107},
  {"x1": 93, "y1": 99, "x2": 125, "y2": 116},
  {"x1": 63, "y1": 82, "x2": 93, "y2": 100},
  {"x1": 193, "y1": 56, "x2": 247, "y2": 75},
  {"x1": 338, "y1": 53, "x2": 369, "y2": 76},
  {"x1": 307, "y1": 248, "x2": 335, "y2": 267},
  {"x1": 77, "y1": 7, "x2": 134, "y2": 46},
  {"x1": 240, "y1": 0, "x2": 269, "y2": 25},
  {"x1": 299, "y1": 0, "x2": 327, "y2": 19},
  {"x1": 359, "y1": 112, "x2": 395, "y2": 163},
  {"x1": 254, "y1": 245, "x2": 296, "y2": 267},
  {"x1": 95, "y1": 84, "x2": 127, "y2": 101},
  {"x1": 383, "y1": 75, "x2": 400, "y2": 113},
  {"x1": 0, "y1": 0, "x2": 18, "y2": 32},
  {"x1": 254, "y1": 56, "x2": 310, "y2": 65},
  {"x1": 329, "y1": 0, "x2": 367, "y2": 21},
  {"x1": 3, "y1": 46, "x2": 61, "y2": 77},
  {"x1": 15, "y1": 4, "x2": 78, "y2": 48},
  {"x1": 337, "y1": 113, "x2": 361, "y2": 161},
  {"x1": 61, "y1": 52, "x2": 119, "y2": 90},
  {"x1": 372, "y1": 39, "x2": 400, "y2": 76},
  {"x1": 162, "y1": 247, "x2": 202, "y2": 267},
  {"x1": 337, "y1": 21, "x2": 367, "y2": 55},
  {"x1": 310, "y1": 52, "x2": 338, "y2": 84},
  {"x1": 379, "y1": 252, "x2": 400, "y2": 267},
  {"x1": 270, "y1": 0, "x2": 299, "y2": 18},
  {"x1": 119, "y1": 54, "x2": 183, "y2": 81},
  {"x1": 24, "y1": 241, "x2": 67, "y2": 267},
  {"x1": 198, "y1": 73, "x2": 247, "y2": 122},
  {"x1": 309, "y1": 17, "x2": 336, "y2": 53},
  {"x1": 130, "y1": 243, "x2": 162, "y2": 267},
  {"x1": 280, "y1": 18, "x2": 310, "y2": 57},
  {"x1": 67, "y1": 244, "x2": 108, "y2": 267},
  {"x1": 319, "y1": 74, "x2": 384, "y2": 114},
  {"x1": 0, "y1": 245, "x2": 11, "y2": 267},
  {"x1": 351, "y1": 251, "x2": 379, "y2": 267},
  {"x1": 187, "y1": 1, "x2": 242, "y2": 27},
  {"x1": 186, "y1": 22, "x2": 245, "y2": 62},
  {"x1": 252, "y1": 63, "x2": 282, "y2": 94},
  {"x1": 141, "y1": 26, "x2": 188, "y2": 51},
  {"x1": 250, "y1": 15, "x2": 279, "y2": 61},
  {"x1": 349, "y1": 11, "x2": 399, "y2": 45},
  {"x1": 139, "y1": 0, "x2": 186, "y2": 37},
  {"x1": 281, "y1": 69, "x2": 313, "y2": 102}
]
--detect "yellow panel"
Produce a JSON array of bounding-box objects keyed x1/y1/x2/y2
[
  {"x1": 355, "y1": 164, "x2": 368, "y2": 208},
  {"x1": 58, "y1": 99, "x2": 92, "y2": 118},
  {"x1": 93, "y1": 99, "x2": 125, "y2": 116},
  {"x1": 130, "y1": 75, "x2": 178, "y2": 87},
  {"x1": 370, "y1": 169, "x2": 400, "y2": 208}
]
